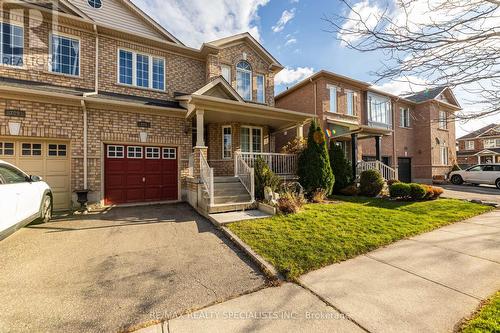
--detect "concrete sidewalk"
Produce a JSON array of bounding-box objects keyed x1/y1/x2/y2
[{"x1": 137, "y1": 210, "x2": 500, "y2": 333}]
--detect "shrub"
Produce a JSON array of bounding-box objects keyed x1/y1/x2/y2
[
  {"x1": 297, "y1": 120, "x2": 335, "y2": 196},
  {"x1": 432, "y1": 186, "x2": 444, "y2": 199},
  {"x1": 254, "y1": 157, "x2": 281, "y2": 201},
  {"x1": 281, "y1": 137, "x2": 307, "y2": 155},
  {"x1": 340, "y1": 184, "x2": 359, "y2": 196},
  {"x1": 389, "y1": 183, "x2": 411, "y2": 199},
  {"x1": 421, "y1": 185, "x2": 435, "y2": 200},
  {"x1": 329, "y1": 143, "x2": 353, "y2": 193},
  {"x1": 387, "y1": 179, "x2": 400, "y2": 187},
  {"x1": 277, "y1": 192, "x2": 305, "y2": 214},
  {"x1": 359, "y1": 170, "x2": 384, "y2": 197},
  {"x1": 409, "y1": 183, "x2": 427, "y2": 201},
  {"x1": 311, "y1": 189, "x2": 326, "y2": 203}
]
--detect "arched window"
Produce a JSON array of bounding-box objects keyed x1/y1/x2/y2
[{"x1": 236, "y1": 61, "x2": 252, "y2": 100}]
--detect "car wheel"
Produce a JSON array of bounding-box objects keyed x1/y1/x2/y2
[
  {"x1": 37, "y1": 195, "x2": 52, "y2": 224},
  {"x1": 496, "y1": 178, "x2": 500, "y2": 190},
  {"x1": 451, "y1": 175, "x2": 463, "y2": 185}
]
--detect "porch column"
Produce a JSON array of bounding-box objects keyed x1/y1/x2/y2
[
  {"x1": 375, "y1": 136, "x2": 382, "y2": 161},
  {"x1": 296, "y1": 124, "x2": 304, "y2": 139},
  {"x1": 351, "y1": 133, "x2": 358, "y2": 179},
  {"x1": 196, "y1": 109, "x2": 205, "y2": 147}
]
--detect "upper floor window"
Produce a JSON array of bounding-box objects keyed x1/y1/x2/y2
[
  {"x1": 1, "y1": 23, "x2": 24, "y2": 67},
  {"x1": 328, "y1": 85, "x2": 337, "y2": 113},
  {"x1": 465, "y1": 140, "x2": 475, "y2": 150},
  {"x1": 88, "y1": 0, "x2": 102, "y2": 9},
  {"x1": 346, "y1": 90, "x2": 354, "y2": 116},
  {"x1": 256, "y1": 74, "x2": 265, "y2": 103},
  {"x1": 400, "y1": 107, "x2": 410, "y2": 128},
  {"x1": 368, "y1": 93, "x2": 391, "y2": 126},
  {"x1": 221, "y1": 64, "x2": 231, "y2": 83},
  {"x1": 484, "y1": 138, "x2": 500, "y2": 148},
  {"x1": 51, "y1": 34, "x2": 80, "y2": 76},
  {"x1": 438, "y1": 111, "x2": 448, "y2": 129},
  {"x1": 118, "y1": 49, "x2": 165, "y2": 91},
  {"x1": 236, "y1": 61, "x2": 252, "y2": 101}
]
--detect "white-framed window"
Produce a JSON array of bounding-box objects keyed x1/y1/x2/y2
[
  {"x1": 346, "y1": 90, "x2": 354, "y2": 116},
  {"x1": 127, "y1": 146, "x2": 143, "y2": 159},
  {"x1": 236, "y1": 61, "x2": 252, "y2": 101},
  {"x1": 465, "y1": 140, "x2": 475, "y2": 150},
  {"x1": 438, "y1": 111, "x2": 448, "y2": 129},
  {"x1": 222, "y1": 126, "x2": 232, "y2": 159},
  {"x1": 328, "y1": 85, "x2": 337, "y2": 113},
  {"x1": 21, "y1": 143, "x2": 42, "y2": 156},
  {"x1": 483, "y1": 138, "x2": 500, "y2": 148},
  {"x1": 88, "y1": 0, "x2": 102, "y2": 8},
  {"x1": 107, "y1": 145, "x2": 124, "y2": 158},
  {"x1": 256, "y1": 74, "x2": 265, "y2": 103},
  {"x1": 48, "y1": 144, "x2": 67, "y2": 157},
  {"x1": 118, "y1": 49, "x2": 165, "y2": 91},
  {"x1": 400, "y1": 107, "x2": 410, "y2": 128},
  {"x1": 440, "y1": 145, "x2": 449, "y2": 165},
  {"x1": 50, "y1": 34, "x2": 80, "y2": 76},
  {"x1": 162, "y1": 147, "x2": 176, "y2": 159},
  {"x1": 240, "y1": 126, "x2": 262, "y2": 153},
  {"x1": 0, "y1": 142, "x2": 15, "y2": 156},
  {"x1": 145, "y1": 147, "x2": 160, "y2": 159},
  {"x1": 368, "y1": 92, "x2": 391, "y2": 126},
  {"x1": 1, "y1": 23, "x2": 24, "y2": 67},
  {"x1": 221, "y1": 64, "x2": 231, "y2": 83}
]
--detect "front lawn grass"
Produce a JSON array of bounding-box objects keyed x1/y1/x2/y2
[
  {"x1": 227, "y1": 197, "x2": 492, "y2": 279},
  {"x1": 460, "y1": 291, "x2": 500, "y2": 333}
]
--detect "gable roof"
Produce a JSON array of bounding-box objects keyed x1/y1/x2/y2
[
  {"x1": 403, "y1": 86, "x2": 447, "y2": 103},
  {"x1": 66, "y1": 0, "x2": 182, "y2": 44},
  {"x1": 206, "y1": 33, "x2": 283, "y2": 72},
  {"x1": 191, "y1": 77, "x2": 244, "y2": 102},
  {"x1": 458, "y1": 123, "x2": 500, "y2": 140}
]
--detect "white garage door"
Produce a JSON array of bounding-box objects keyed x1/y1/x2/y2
[{"x1": 0, "y1": 139, "x2": 71, "y2": 210}]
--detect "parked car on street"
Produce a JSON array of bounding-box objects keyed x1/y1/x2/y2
[
  {"x1": 449, "y1": 164, "x2": 500, "y2": 189},
  {"x1": 0, "y1": 160, "x2": 53, "y2": 240}
]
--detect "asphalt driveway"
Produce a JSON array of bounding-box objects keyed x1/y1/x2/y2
[
  {"x1": 0, "y1": 204, "x2": 265, "y2": 333},
  {"x1": 441, "y1": 184, "x2": 500, "y2": 205}
]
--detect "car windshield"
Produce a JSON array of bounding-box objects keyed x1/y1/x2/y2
[{"x1": 467, "y1": 165, "x2": 483, "y2": 172}]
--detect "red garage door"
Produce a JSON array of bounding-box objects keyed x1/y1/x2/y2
[{"x1": 104, "y1": 144, "x2": 178, "y2": 205}]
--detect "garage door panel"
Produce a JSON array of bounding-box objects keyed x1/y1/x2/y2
[
  {"x1": 145, "y1": 187, "x2": 162, "y2": 201},
  {"x1": 125, "y1": 188, "x2": 144, "y2": 202},
  {"x1": 45, "y1": 160, "x2": 68, "y2": 173},
  {"x1": 106, "y1": 160, "x2": 126, "y2": 173},
  {"x1": 125, "y1": 175, "x2": 144, "y2": 186},
  {"x1": 145, "y1": 174, "x2": 162, "y2": 185},
  {"x1": 44, "y1": 175, "x2": 70, "y2": 191}
]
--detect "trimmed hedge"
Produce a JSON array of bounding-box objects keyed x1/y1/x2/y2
[
  {"x1": 389, "y1": 183, "x2": 411, "y2": 199},
  {"x1": 410, "y1": 183, "x2": 427, "y2": 200},
  {"x1": 359, "y1": 170, "x2": 384, "y2": 197},
  {"x1": 389, "y1": 183, "x2": 444, "y2": 201}
]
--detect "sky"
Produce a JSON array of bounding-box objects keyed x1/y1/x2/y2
[{"x1": 132, "y1": 0, "x2": 499, "y2": 137}]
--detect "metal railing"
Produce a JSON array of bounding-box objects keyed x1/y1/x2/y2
[
  {"x1": 357, "y1": 160, "x2": 397, "y2": 181},
  {"x1": 200, "y1": 151, "x2": 214, "y2": 206},
  {"x1": 239, "y1": 152, "x2": 298, "y2": 176},
  {"x1": 234, "y1": 151, "x2": 255, "y2": 202}
]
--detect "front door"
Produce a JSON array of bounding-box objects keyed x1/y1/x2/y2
[{"x1": 398, "y1": 158, "x2": 412, "y2": 183}]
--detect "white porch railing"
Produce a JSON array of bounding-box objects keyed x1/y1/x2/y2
[
  {"x1": 357, "y1": 160, "x2": 397, "y2": 181},
  {"x1": 234, "y1": 152, "x2": 255, "y2": 202},
  {"x1": 239, "y1": 152, "x2": 298, "y2": 176},
  {"x1": 200, "y1": 151, "x2": 214, "y2": 206}
]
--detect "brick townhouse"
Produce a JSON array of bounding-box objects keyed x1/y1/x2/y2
[
  {"x1": 457, "y1": 123, "x2": 500, "y2": 167},
  {"x1": 274, "y1": 71, "x2": 461, "y2": 183},
  {"x1": 0, "y1": 0, "x2": 311, "y2": 213}
]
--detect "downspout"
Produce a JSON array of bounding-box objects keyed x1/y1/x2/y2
[
  {"x1": 392, "y1": 100, "x2": 397, "y2": 173},
  {"x1": 80, "y1": 24, "x2": 100, "y2": 190}
]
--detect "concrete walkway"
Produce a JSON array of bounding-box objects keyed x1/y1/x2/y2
[
  {"x1": 137, "y1": 210, "x2": 500, "y2": 333},
  {"x1": 441, "y1": 184, "x2": 500, "y2": 206}
]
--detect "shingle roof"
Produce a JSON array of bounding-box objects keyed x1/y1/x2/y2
[
  {"x1": 458, "y1": 124, "x2": 499, "y2": 140},
  {"x1": 402, "y1": 86, "x2": 447, "y2": 103}
]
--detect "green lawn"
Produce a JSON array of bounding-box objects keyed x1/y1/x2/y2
[
  {"x1": 461, "y1": 291, "x2": 500, "y2": 333},
  {"x1": 228, "y1": 197, "x2": 492, "y2": 279}
]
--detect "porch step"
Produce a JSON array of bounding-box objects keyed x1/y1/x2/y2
[
  {"x1": 214, "y1": 194, "x2": 252, "y2": 205},
  {"x1": 214, "y1": 187, "x2": 250, "y2": 196},
  {"x1": 207, "y1": 201, "x2": 256, "y2": 214},
  {"x1": 214, "y1": 176, "x2": 240, "y2": 184}
]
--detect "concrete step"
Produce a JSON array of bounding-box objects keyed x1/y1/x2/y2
[
  {"x1": 214, "y1": 176, "x2": 240, "y2": 184},
  {"x1": 214, "y1": 182, "x2": 246, "y2": 190},
  {"x1": 207, "y1": 201, "x2": 256, "y2": 214},
  {"x1": 214, "y1": 187, "x2": 250, "y2": 196},
  {"x1": 214, "y1": 194, "x2": 252, "y2": 205}
]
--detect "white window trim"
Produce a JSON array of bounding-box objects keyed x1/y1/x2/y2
[
  {"x1": 0, "y1": 21, "x2": 25, "y2": 69},
  {"x1": 256, "y1": 74, "x2": 265, "y2": 104},
  {"x1": 0, "y1": 142, "x2": 15, "y2": 156},
  {"x1": 145, "y1": 147, "x2": 161, "y2": 159},
  {"x1": 400, "y1": 107, "x2": 411, "y2": 128},
  {"x1": 465, "y1": 140, "x2": 475, "y2": 150},
  {"x1": 241, "y1": 125, "x2": 263, "y2": 153},
  {"x1": 327, "y1": 84, "x2": 337, "y2": 113},
  {"x1": 222, "y1": 125, "x2": 232, "y2": 159},
  {"x1": 367, "y1": 92, "x2": 392, "y2": 125},
  {"x1": 117, "y1": 48, "x2": 166, "y2": 92},
  {"x1": 107, "y1": 145, "x2": 124, "y2": 158},
  {"x1": 440, "y1": 145, "x2": 449, "y2": 165},
  {"x1": 438, "y1": 111, "x2": 448, "y2": 129},
  {"x1": 236, "y1": 62, "x2": 252, "y2": 101},
  {"x1": 127, "y1": 146, "x2": 143, "y2": 159},
  {"x1": 346, "y1": 90, "x2": 355, "y2": 116},
  {"x1": 221, "y1": 64, "x2": 231, "y2": 83},
  {"x1": 47, "y1": 143, "x2": 67, "y2": 157},
  {"x1": 483, "y1": 138, "x2": 500, "y2": 149},
  {"x1": 49, "y1": 32, "x2": 81, "y2": 77},
  {"x1": 162, "y1": 147, "x2": 177, "y2": 159}
]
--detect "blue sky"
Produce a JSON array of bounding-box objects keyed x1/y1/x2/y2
[{"x1": 133, "y1": 0, "x2": 499, "y2": 136}]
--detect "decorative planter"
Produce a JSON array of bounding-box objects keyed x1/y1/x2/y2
[
  {"x1": 258, "y1": 202, "x2": 277, "y2": 215},
  {"x1": 74, "y1": 189, "x2": 90, "y2": 212}
]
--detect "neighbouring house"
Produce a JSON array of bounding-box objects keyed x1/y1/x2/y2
[
  {"x1": 457, "y1": 123, "x2": 500, "y2": 168},
  {"x1": 274, "y1": 71, "x2": 461, "y2": 183},
  {"x1": 0, "y1": 0, "x2": 311, "y2": 214}
]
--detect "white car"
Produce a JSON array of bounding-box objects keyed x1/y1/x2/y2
[
  {"x1": 0, "y1": 160, "x2": 53, "y2": 240},
  {"x1": 450, "y1": 164, "x2": 500, "y2": 189}
]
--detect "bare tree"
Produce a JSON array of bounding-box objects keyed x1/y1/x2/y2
[{"x1": 324, "y1": 0, "x2": 500, "y2": 119}]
